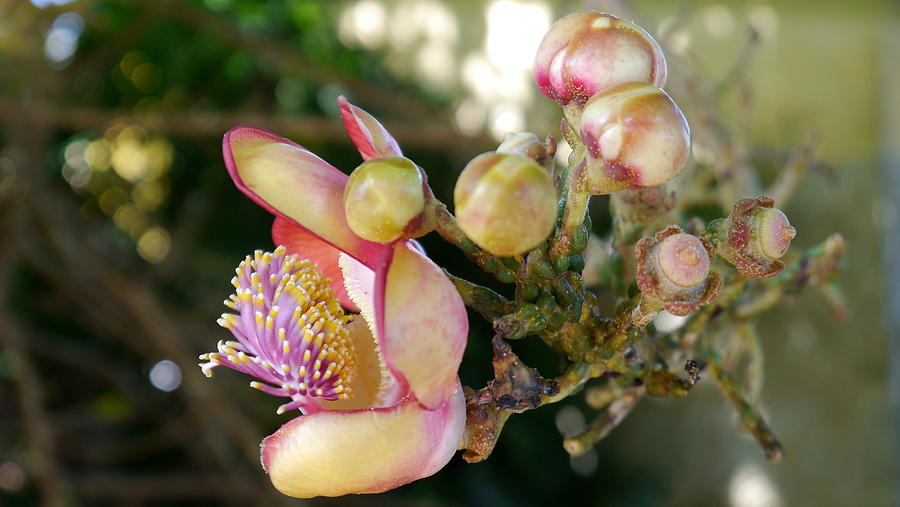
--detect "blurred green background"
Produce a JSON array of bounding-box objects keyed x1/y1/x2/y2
[{"x1": 0, "y1": 0, "x2": 897, "y2": 505}]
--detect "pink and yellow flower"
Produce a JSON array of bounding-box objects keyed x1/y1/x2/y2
[{"x1": 199, "y1": 98, "x2": 468, "y2": 498}]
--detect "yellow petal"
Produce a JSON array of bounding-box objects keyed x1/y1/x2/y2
[
  {"x1": 224, "y1": 126, "x2": 388, "y2": 268},
  {"x1": 261, "y1": 383, "x2": 465, "y2": 498}
]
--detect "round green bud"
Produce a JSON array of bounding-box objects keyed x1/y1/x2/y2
[
  {"x1": 343, "y1": 156, "x2": 428, "y2": 244},
  {"x1": 454, "y1": 152, "x2": 557, "y2": 256}
]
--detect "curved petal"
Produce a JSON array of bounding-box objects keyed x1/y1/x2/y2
[
  {"x1": 382, "y1": 242, "x2": 468, "y2": 410},
  {"x1": 338, "y1": 252, "x2": 406, "y2": 407},
  {"x1": 338, "y1": 96, "x2": 403, "y2": 160},
  {"x1": 272, "y1": 217, "x2": 358, "y2": 312},
  {"x1": 223, "y1": 126, "x2": 388, "y2": 268},
  {"x1": 261, "y1": 384, "x2": 466, "y2": 498}
]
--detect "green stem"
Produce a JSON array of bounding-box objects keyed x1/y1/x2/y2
[
  {"x1": 446, "y1": 273, "x2": 513, "y2": 322},
  {"x1": 563, "y1": 386, "x2": 643, "y2": 456},
  {"x1": 707, "y1": 360, "x2": 784, "y2": 463},
  {"x1": 434, "y1": 203, "x2": 518, "y2": 283},
  {"x1": 550, "y1": 151, "x2": 590, "y2": 260}
]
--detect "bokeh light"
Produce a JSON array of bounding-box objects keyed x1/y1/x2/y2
[
  {"x1": 148, "y1": 360, "x2": 183, "y2": 392},
  {"x1": 729, "y1": 464, "x2": 783, "y2": 507},
  {"x1": 43, "y1": 12, "x2": 83, "y2": 69}
]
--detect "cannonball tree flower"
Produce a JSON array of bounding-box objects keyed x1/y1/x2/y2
[
  {"x1": 198, "y1": 97, "x2": 468, "y2": 498},
  {"x1": 534, "y1": 11, "x2": 667, "y2": 112}
]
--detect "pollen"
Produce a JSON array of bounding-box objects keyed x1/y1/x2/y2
[{"x1": 199, "y1": 246, "x2": 356, "y2": 414}]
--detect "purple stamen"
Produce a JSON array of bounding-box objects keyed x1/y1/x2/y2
[{"x1": 199, "y1": 246, "x2": 356, "y2": 414}]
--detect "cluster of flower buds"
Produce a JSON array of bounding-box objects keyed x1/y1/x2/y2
[
  {"x1": 635, "y1": 225, "x2": 722, "y2": 318},
  {"x1": 712, "y1": 196, "x2": 796, "y2": 279},
  {"x1": 454, "y1": 152, "x2": 557, "y2": 256},
  {"x1": 534, "y1": 11, "x2": 689, "y2": 194},
  {"x1": 343, "y1": 156, "x2": 436, "y2": 243}
]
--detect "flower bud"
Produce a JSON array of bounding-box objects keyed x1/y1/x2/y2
[
  {"x1": 579, "y1": 82, "x2": 690, "y2": 194},
  {"x1": 343, "y1": 156, "x2": 434, "y2": 243},
  {"x1": 534, "y1": 11, "x2": 666, "y2": 108},
  {"x1": 635, "y1": 225, "x2": 722, "y2": 316},
  {"x1": 454, "y1": 153, "x2": 557, "y2": 256},
  {"x1": 497, "y1": 132, "x2": 557, "y2": 168},
  {"x1": 715, "y1": 196, "x2": 796, "y2": 279}
]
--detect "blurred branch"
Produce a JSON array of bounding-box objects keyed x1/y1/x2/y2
[
  {"x1": 0, "y1": 94, "x2": 67, "y2": 506},
  {"x1": 0, "y1": 206, "x2": 65, "y2": 506},
  {"x1": 0, "y1": 315, "x2": 67, "y2": 507},
  {"x1": 73, "y1": 473, "x2": 257, "y2": 502},
  {"x1": 0, "y1": 97, "x2": 491, "y2": 150},
  {"x1": 767, "y1": 131, "x2": 817, "y2": 206}
]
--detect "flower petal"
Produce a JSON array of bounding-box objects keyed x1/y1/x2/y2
[
  {"x1": 320, "y1": 317, "x2": 402, "y2": 411},
  {"x1": 382, "y1": 242, "x2": 468, "y2": 410},
  {"x1": 338, "y1": 96, "x2": 403, "y2": 160},
  {"x1": 224, "y1": 126, "x2": 389, "y2": 268},
  {"x1": 272, "y1": 217, "x2": 358, "y2": 311},
  {"x1": 261, "y1": 383, "x2": 465, "y2": 498},
  {"x1": 338, "y1": 252, "x2": 406, "y2": 407}
]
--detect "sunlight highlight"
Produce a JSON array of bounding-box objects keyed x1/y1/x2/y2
[
  {"x1": 729, "y1": 464, "x2": 783, "y2": 507},
  {"x1": 485, "y1": 1, "x2": 551, "y2": 73}
]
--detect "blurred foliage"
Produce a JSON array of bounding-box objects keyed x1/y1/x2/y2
[{"x1": 0, "y1": 0, "x2": 897, "y2": 506}]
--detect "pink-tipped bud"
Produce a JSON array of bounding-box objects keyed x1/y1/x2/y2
[
  {"x1": 534, "y1": 11, "x2": 666, "y2": 108},
  {"x1": 343, "y1": 156, "x2": 435, "y2": 243},
  {"x1": 717, "y1": 196, "x2": 796, "y2": 279},
  {"x1": 635, "y1": 225, "x2": 722, "y2": 316},
  {"x1": 579, "y1": 82, "x2": 690, "y2": 194},
  {"x1": 454, "y1": 153, "x2": 557, "y2": 256}
]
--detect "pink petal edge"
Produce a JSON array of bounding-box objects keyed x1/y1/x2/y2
[
  {"x1": 223, "y1": 126, "x2": 391, "y2": 270},
  {"x1": 338, "y1": 96, "x2": 403, "y2": 161}
]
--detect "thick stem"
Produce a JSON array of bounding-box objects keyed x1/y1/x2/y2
[{"x1": 550, "y1": 156, "x2": 590, "y2": 259}]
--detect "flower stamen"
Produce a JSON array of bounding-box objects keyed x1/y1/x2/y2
[{"x1": 199, "y1": 246, "x2": 356, "y2": 414}]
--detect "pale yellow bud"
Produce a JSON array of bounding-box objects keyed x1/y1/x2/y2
[
  {"x1": 454, "y1": 153, "x2": 557, "y2": 256},
  {"x1": 343, "y1": 157, "x2": 431, "y2": 243}
]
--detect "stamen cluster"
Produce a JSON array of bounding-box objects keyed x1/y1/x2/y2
[{"x1": 200, "y1": 246, "x2": 356, "y2": 414}]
